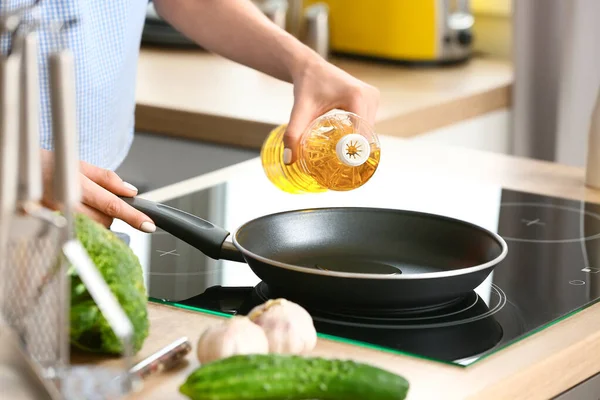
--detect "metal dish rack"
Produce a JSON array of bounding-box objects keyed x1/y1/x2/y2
[{"x1": 0, "y1": 3, "x2": 137, "y2": 399}]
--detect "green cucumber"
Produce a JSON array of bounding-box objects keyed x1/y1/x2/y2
[{"x1": 179, "y1": 354, "x2": 409, "y2": 400}]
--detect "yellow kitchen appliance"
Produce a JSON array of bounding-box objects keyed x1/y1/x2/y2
[{"x1": 303, "y1": 0, "x2": 474, "y2": 64}]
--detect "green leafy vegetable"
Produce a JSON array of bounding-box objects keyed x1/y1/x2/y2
[{"x1": 69, "y1": 213, "x2": 149, "y2": 355}]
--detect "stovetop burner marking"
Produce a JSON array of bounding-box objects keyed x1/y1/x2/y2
[
  {"x1": 521, "y1": 218, "x2": 545, "y2": 227},
  {"x1": 322, "y1": 294, "x2": 480, "y2": 323},
  {"x1": 157, "y1": 249, "x2": 180, "y2": 257},
  {"x1": 569, "y1": 280, "x2": 586, "y2": 286},
  {"x1": 309, "y1": 284, "x2": 507, "y2": 330},
  {"x1": 251, "y1": 281, "x2": 501, "y2": 322},
  {"x1": 581, "y1": 267, "x2": 600, "y2": 274},
  {"x1": 500, "y1": 202, "x2": 600, "y2": 243}
]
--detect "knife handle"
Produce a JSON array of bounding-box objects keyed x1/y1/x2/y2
[
  {"x1": 49, "y1": 48, "x2": 80, "y2": 216},
  {"x1": 14, "y1": 29, "x2": 43, "y2": 204},
  {"x1": 0, "y1": 52, "x2": 21, "y2": 218}
]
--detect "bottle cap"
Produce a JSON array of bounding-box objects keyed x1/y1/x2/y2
[{"x1": 335, "y1": 133, "x2": 371, "y2": 167}]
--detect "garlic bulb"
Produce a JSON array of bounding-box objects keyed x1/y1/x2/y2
[
  {"x1": 196, "y1": 316, "x2": 269, "y2": 364},
  {"x1": 248, "y1": 298, "x2": 317, "y2": 354}
]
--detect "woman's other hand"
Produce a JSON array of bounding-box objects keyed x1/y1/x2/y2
[{"x1": 40, "y1": 149, "x2": 156, "y2": 232}]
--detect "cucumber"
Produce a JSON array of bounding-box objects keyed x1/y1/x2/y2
[{"x1": 179, "y1": 354, "x2": 409, "y2": 400}]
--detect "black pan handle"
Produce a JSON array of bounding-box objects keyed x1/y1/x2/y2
[{"x1": 120, "y1": 196, "x2": 243, "y2": 262}]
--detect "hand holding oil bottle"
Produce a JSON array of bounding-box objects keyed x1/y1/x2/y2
[{"x1": 261, "y1": 110, "x2": 381, "y2": 194}]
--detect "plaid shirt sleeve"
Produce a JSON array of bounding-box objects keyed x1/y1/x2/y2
[{"x1": 0, "y1": 0, "x2": 149, "y2": 170}]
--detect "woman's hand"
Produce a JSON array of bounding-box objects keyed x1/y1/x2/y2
[
  {"x1": 283, "y1": 57, "x2": 380, "y2": 164},
  {"x1": 153, "y1": 0, "x2": 379, "y2": 165},
  {"x1": 40, "y1": 149, "x2": 156, "y2": 232}
]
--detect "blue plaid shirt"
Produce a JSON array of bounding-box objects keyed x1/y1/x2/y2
[{"x1": 1, "y1": 0, "x2": 149, "y2": 170}]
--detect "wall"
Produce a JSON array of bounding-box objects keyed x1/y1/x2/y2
[
  {"x1": 553, "y1": 0, "x2": 600, "y2": 167},
  {"x1": 471, "y1": 0, "x2": 511, "y2": 60},
  {"x1": 472, "y1": 0, "x2": 600, "y2": 168},
  {"x1": 511, "y1": 0, "x2": 600, "y2": 168},
  {"x1": 416, "y1": 0, "x2": 514, "y2": 155},
  {"x1": 409, "y1": 109, "x2": 511, "y2": 154}
]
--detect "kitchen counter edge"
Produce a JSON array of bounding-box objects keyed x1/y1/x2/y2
[{"x1": 134, "y1": 48, "x2": 513, "y2": 149}]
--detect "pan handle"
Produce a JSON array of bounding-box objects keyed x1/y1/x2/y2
[{"x1": 119, "y1": 196, "x2": 242, "y2": 262}]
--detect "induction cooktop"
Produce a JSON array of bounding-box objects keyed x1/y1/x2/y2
[{"x1": 119, "y1": 165, "x2": 600, "y2": 367}]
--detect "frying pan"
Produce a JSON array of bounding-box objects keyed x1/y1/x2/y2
[{"x1": 121, "y1": 196, "x2": 508, "y2": 309}]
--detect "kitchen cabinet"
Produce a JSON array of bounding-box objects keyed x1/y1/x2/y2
[{"x1": 554, "y1": 372, "x2": 600, "y2": 400}]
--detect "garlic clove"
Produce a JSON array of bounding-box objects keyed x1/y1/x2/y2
[
  {"x1": 248, "y1": 298, "x2": 317, "y2": 355},
  {"x1": 196, "y1": 316, "x2": 269, "y2": 364}
]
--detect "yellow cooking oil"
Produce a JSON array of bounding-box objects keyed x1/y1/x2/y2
[{"x1": 261, "y1": 111, "x2": 381, "y2": 194}]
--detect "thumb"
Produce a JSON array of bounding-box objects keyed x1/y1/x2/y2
[{"x1": 283, "y1": 100, "x2": 318, "y2": 165}]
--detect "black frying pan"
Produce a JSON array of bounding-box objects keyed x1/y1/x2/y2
[{"x1": 121, "y1": 197, "x2": 508, "y2": 309}]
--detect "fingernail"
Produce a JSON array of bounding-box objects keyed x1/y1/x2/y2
[
  {"x1": 283, "y1": 148, "x2": 292, "y2": 165},
  {"x1": 123, "y1": 182, "x2": 138, "y2": 193},
  {"x1": 140, "y1": 221, "x2": 156, "y2": 233}
]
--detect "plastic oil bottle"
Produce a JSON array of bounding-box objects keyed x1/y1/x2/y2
[{"x1": 261, "y1": 111, "x2": 381, "y2": 194}]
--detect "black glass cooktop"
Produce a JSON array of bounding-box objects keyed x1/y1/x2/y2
[{"x1": 119, "y1": 166, "x2": 600, "y2": 367}]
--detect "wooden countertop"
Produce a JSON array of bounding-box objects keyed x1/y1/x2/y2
[
  {"x1": 82, "y1": 136, "x2": 600, "y2": 400},
  {"x1": 135, "y1": 48, "x2": 513, "y2": 149}
]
